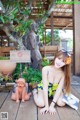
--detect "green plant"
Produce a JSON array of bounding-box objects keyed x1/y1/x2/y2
[
  {"x1": 41, "y1": 57, "x2": 51, "y2": 67},
  {"x1": 22, "y1": 67, "x2": 42, "y2": 84},
  {"x1": 0, "y1": 56, "x2": 10, "y2": 60},
  {"x1": 0, "y1": 73, "x2": 13, "y2": 83},
  {"x1": 0, "y1": 73, "x2": 3, "y2": 82},
  {"x1": 12, "y1": 63, "x2": 25, "y2": 80}
]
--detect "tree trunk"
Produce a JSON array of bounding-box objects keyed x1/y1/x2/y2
[{"x1": 2, "y1": 26, "x2": 26, "y2": 50}]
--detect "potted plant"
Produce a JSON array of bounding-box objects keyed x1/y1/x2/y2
[
  {"x1": 0, "y1": 73, "x2": 15, "y2": 92},
  {"x1": 22, "y1": 67, "x2": 42, "y2": 89},
  {"x1": 12, "y1": 63, "x2": 25, "y2": 80},
  {"x1": 41, "y1": 57, "x2": 51, "y2": 67},
  {"x1": 0, "y1": 56, "x2": 16, "y2": 75},
  {"x1": 0, "y1": 73, "x2": 13, "y2": 84}
]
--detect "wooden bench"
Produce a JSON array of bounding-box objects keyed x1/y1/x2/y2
[
  {"x1": 0, "y1": 47, "x2": 15, "y2": 57},
  {"x1": 40, "y1": 45, "x2": 59, "y2": 61}
]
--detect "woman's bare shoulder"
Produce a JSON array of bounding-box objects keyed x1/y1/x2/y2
[
  {"x1": 42, "y1": 65, "x2": 52, "y2": 71},
  {"x1": 59, "y1": 70, "x2": 65, "y2": 78}
]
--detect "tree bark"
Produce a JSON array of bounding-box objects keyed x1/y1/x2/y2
[
  {"x1": 0, "y1": 1, "x2": 5, "y2": 13},
  {"x1": 2, "y1": 26, "x2": 26, "y2": 50}
]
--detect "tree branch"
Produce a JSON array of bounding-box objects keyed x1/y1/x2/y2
[
  {"x1": 0, "y1": 0, "x2": 5, "y2": 13},
  {"x1": 36, "y1": 0, "x2": 56, "y2": 25},
  {"x1": 2, "y1": 26, "x2": 26, "y2": 50},
  {"x1": 23, "y1": 0, "x2": 34, "y2": 21}
]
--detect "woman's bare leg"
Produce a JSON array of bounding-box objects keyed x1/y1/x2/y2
[
  {"x1": 33, "y1": 89, "x2": 45, "y2": 107},
  {"x1": 56, "y1": 92, "x2": 65, "y2": 107}
]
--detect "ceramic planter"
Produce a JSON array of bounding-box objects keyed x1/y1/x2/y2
[{"x1": 0, "y1": 60, "x2": 16, "y2": 75}]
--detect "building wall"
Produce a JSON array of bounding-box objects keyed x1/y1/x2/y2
[{"x1": 73, "y1": 4, "x2": 80, "y2": 75}]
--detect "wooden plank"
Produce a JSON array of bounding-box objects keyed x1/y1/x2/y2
[
  {"x1": 40, "y1": 45, "x2": 58, "y2": 57},
  {"x1": 56, "y1": 86, "x2": 80, "y2": 120},
  {"x1": 16, "y1": 97, "x2": 37, "y2": 120},
  {"x1": 72, "y1": 85, "x2": 80, "y2": 94},
  {"x1": 56, "y1": 105, "x2": 80, "y2": 120},
  {"x1": 0, "y1": 91, "x2": 20, "y2": 120},
  {"x1": 71, "y1": 87, "x2": 80, "y2": 116},
  {"x1": 0, "y1": 92, "x2": 9, "y2": 108},
  {"x1": 38, "y1": 107, "x2": 60, "y2": 120}
]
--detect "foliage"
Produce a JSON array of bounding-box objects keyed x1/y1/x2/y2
[
  {"x1": 0, "y1": 0, "x2": 32, "y2": 35},
  {"x1": 3, "y1": 59, "x2": 50, "y2": 84},
  {"x1": 45, "y1": 30, "x2": 51, "y2": 44},
  {"x1": 0, "y1": 73, "x2": 13, "y2": 83},
  {"x1": 0, "y1": 0, "x2": 56, "y2": 50},
  {"x1": 54, "y1": 29, "x2": 60, "y2": 45},
  {"x1": 12, "y1": 63, "x2": 42, "y2": 84},
  {"x1": 10, "y1": 59, "x2": 50, "y2": 83},
  {"x1": 37, "y1": 24, "x2": 44, "y2": 43},
  {"x1": 12, "y1": 63, "x2": 25, "y2": 80},
  {"x1": 22, "y1": 67, "x2": 42, "y2": 84},
  {"x1": 0, "y1": 56, "x2": 10, "y2": 60},
  {"x1": 0, "y1": 0, "x2": 50, "y2": 36},
  {"x1": 41, "y1": 57, "x2": 51, "y2": 67},
  {"x1": 39, "y1": 29, "x2": 60, "y2": 45}
]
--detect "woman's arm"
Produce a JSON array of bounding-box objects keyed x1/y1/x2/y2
[
  {"x1": 49, "y1": 76, "x2": 64, "y2": 114},
  {"x1": 52, "y1": 76, "x2": 64, "y2": 103},
  {"x1": 42, "y1": 66, "x2": 49, "y2": 108},
  {"x1": 40, "y1": 66, "x2": 49, "y2": 114},
  {"x1": 49, "y1": 75, "x2": 65, "y2": 109}
]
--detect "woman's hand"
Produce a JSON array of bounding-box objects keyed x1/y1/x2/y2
[
  {"x1": 40, "y1": 106, "x2": 49, "y2": 114},
  {"x1": 49, "y1": 105, "x2": 56, "y2": 115}
]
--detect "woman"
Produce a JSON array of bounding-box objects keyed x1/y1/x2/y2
[{"x1": 33, "y1": 50, "x2": 71, "y2": 115}]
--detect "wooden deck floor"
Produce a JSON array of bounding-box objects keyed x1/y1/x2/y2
[{"x1": 0, "y1": 77, "x2": 80, "y2": 120}]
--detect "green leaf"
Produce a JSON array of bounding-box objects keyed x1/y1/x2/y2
[
  {"x1": 0, "y1": 16, "x2": 5, "y2": 23},
  {"x1": 9, "y1": 14, "x2": 14, "y2": 20}
]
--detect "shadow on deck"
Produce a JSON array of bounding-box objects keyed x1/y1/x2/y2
[{"x1": 0, "y1": 75, "x2": 80, "y2": 120}]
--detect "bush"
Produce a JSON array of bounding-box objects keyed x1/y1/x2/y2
[
  {"x1": 22, "y1": 67, "x2": 42, "y2": 84},
  {"x1": 41, "y1": 57, "x2": 51, "y2": 67},
  {"x1": 12, "y1": 63, "x2": 25, "y2": 80},
  {"x1": 0, "y1": 56, "x2": 9, "y2": 60}
]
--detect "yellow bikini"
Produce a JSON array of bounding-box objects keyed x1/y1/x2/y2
[{"x1": 37, "y1": 82, "x2": 58, "y2": 98}]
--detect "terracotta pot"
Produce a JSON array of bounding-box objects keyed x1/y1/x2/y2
[{"x1": 0, "y1": 60, "x2": 16, "y2": 75}]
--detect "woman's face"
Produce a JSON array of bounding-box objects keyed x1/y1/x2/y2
[{"x1": 54, "y1": 55, "x2": 66, "y2": 68}]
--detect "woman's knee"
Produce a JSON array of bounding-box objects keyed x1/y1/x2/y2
[
  {"x1": 35, "y1": 99, "x2": 45, "y2": 107},
  {"x1": 57, "y1": 99, "x2": 65, "y2": 107}
]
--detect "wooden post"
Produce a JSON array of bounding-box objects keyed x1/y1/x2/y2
[
  {"x1": 8, "y1": 39, "x2": 9, "y2": 47},
  {"x1": 44, "y1": 28, "x2": 46, "y2": 45},
  {"x1": 73, "y1": 3, "x2": 80, "y2": 75},
  {"x1": 43, "y1": 29, "x2": 45, "y2": 45},
  {"x1": 1, "y1": 37, "x2": 3, "y2": 47},
  {"x1": 20, "y1": 63, "x2": 22, "y2": 77},
  {"x1": 51, "y1": 12, "x2": 54, "y2": 45}
]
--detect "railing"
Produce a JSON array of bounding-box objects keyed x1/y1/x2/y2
[
  {"x1": 0, "y1": 47, "x2": 15, "y2": 56},
  {"x1": 39, "y1": 45, "x2": 59, "y2": 61}
]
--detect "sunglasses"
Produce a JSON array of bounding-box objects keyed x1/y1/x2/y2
[{"x1": 60, "y1": 49, "x2": 71, "y2": 57}]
